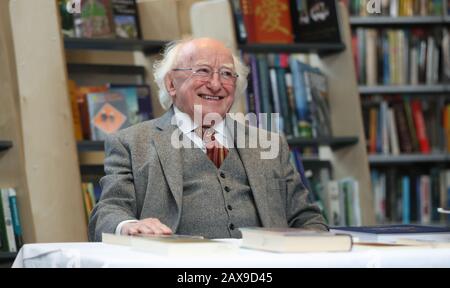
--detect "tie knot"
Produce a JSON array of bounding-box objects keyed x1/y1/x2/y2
[{"x1": 195, "y1": 126, "x2": 216, "y2": 142}]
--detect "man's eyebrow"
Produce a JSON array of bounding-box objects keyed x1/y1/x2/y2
[{"x1": 194, "y1": 62, "x2": 235, "y2": 69}]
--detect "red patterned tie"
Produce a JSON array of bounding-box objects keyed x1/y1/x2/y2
[{"x1": 201, "y1": 127, "x2": 229, "y2": 168}]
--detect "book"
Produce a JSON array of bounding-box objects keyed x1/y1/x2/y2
[
  {"x1": 87, "y1": 88, "x2": 139, "y2": 140},
  {"x1": 1, "y1": 189, "x2": 17, "y2": 252},
  {"x1": 102, "y1": 233, "x2": 238, "y2": 256},
  {"x1": 290, "y1": 0, "x2": 341, "y2": 43},
  {"x1": 111, "y1": 0, "x2": 141, "y2": 39},
  {"x1": 7, "y1": 188, "x2": 23, "y2": 249},
  {"x1": 239, "y1": 227, "x2": 353, "y2": 253},
  {"x1": 331, "y1": 225, "x2": 450, "y2": 244},
  {"x1": 74, "y1": 0, "x2": 115, "y2": 38}
]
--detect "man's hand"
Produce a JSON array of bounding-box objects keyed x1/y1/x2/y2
[{"x1": 121, "y1": 218, "x2": 173, "y2": 236}]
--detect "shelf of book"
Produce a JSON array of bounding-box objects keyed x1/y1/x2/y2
[
  {"x1": 67, "y1": 64, "x2": 146, "y2": 77},
  {"x1": 0, "y1": 140, "x2": 13, "y2": 151},
  {"x1": 359, "y1": 85, "x2": 448, "y2": 95},
  {"x1": 287, "y1": 136, "x2": 358, "y2": 150},
  {"x1": 237, "y1": 43, "x2": 346, "y2": 55},
  {"x1": 350, "y1": 16, "x2": 445, "y2": 26},
  {"x1": 77, "y1": 141, "x2": 105, "y2": 152},
  {"x1": 0, "y1": 252, "x2": 17, "y2": 263},
  {"x1": 64, "y1": 38, "x2": 168, "y2": 55},
  {"x1": 368, "y1": 154, "x2": 450, "y2": 165}
]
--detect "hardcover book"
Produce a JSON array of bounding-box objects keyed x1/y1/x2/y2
[
  {"x1": 331, "y1": 225, "x2": 450, "y2": 243},
  {"x1": 111, "y1": 0, "x2": 141, "y2": 39},
  {"x1": 86, "y1": 88, "x2": 139, "y2": 140},
  {"x1": 239, "y1": 227, "x2": 353, "y2": 253},
  {"x1": 74, "y1": 0, "x2": 115, "y2": 38},
  {"x1": 102, "y1": 233, "x2": 238, "y2": 256},
  {"x1": 290, "y1": 0, "x2": 341, "y2": 43}
]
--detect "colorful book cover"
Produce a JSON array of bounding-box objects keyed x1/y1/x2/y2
[
  {"x1": 74, "y1": 0, "x2": 115, "y2": 38},
  {"x1": 108, "y1": 84, "x2": 153, "y2": 122},
  {"x1": 111, "y1": 0, "x2": 141, "y2": 39},
  {"x1": 8, "y1": 189, "x2": 23, "y2": 249},
  {"x1": 86, "y1": 88, "x2": 139, "y2": 140},
  {"x1": 252, "y1": 0, "x2": 294, "y2": 43}
]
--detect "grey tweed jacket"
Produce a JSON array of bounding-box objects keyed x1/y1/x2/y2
[{"x1": 88, "y1": 108, "x2": 328, "y2": 241}]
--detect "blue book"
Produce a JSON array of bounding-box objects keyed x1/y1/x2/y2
[
  {"x1": 402, "y1": 176, "x2": 410, "y2": 224},
  {"x1": 331, "y1": 225, "x2": 450, "y2": 243}
]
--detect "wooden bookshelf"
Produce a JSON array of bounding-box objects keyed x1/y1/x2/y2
[
  {"x1": 359, "y1": 84, "x2": 448, "y2": 95},
  {"x1": 0, "y1": 141, "x2": 13, "y2": 151},
  {"x1": 237, "y1": 43, "x2": 345, "y2": 55},
  {"x1": 350, "y1": 16, "x2": 445, "y2": 26},
  {"x1": 369, "y1": 154, "x2": 450, "y2": 165},
  {"x1": 67, "y1": 63, "x2": 146, "y2": 77},
  {"x1": 77, "y1": 141, "x2": 105, "y2": 152},
  {"x1": 64, "y1": 38, "x2": 168, "y2": 55}
]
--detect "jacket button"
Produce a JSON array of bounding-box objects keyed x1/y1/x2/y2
[
  {"x1": 224, "y1": 186, "x2": 230, "y2": 192},
  {"x1": 220, "y1": 172, "x2": 226, "y2": 179},
  {"x1": 227, "y1": 205, "x2": 232, "y2": 211},
  {"x1": 229, "y1": 223, "x2": 235, "y2": 230}
]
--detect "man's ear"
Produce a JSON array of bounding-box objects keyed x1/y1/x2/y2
[{"x1": 164, "y1": 74, "x2": 177, "y2": 97}]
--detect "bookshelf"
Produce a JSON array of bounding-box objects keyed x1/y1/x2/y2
[
  {"x1": 350, "y1": 16, "x2": 446, "y2": 26},
  {"x1": 347, "y1": 1, "x2": 450, "y2": 225},
  {"x1": 287, "y1": 137, "x2": 358, "y2": 150},
  {"x1": 238, "y1": 43, "x2": 346, "y2": 55},
  {"x1": 359, "y1": 84, "x2": 448, "y2": 95},
  {"x1": 368, "y1": 154, "x2": 450, "y2": 165},
  {"x1": 190, "y1": 0, "x2": 375, "y2": 225},
  {"x1": 0, "y1": 141, "x2": 13, "y2": 152},
  {"x1": 64, "y1": 38, "x2": 167, "y2": 55}
]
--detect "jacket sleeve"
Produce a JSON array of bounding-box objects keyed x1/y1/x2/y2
[
  {"x1": 88, "y1": 133, "x2": 138, "y2": 242},
  {"x1": 280, "y1": 136, "x2": 329, "y2": 231}
]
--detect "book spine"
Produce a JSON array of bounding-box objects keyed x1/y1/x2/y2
[
  {"x1": 0, "y1": 188, "x2": 8, "y2": 252},
  {"x1": 8, "y1": 189, "x2": 23, "y2": 249},
  {"x1": 1, "y1": 189, "x2": 17, "y2": 252},
  {"x1": 402, "y1": 176, "x2": 410, "y2": 224},
  {"x1": 411, "y1": 100, "x2": 431, "y2": 153}
]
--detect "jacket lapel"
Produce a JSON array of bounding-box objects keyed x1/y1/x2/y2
[
  {"x1": 231, "y1": 120, "x2": 272, "y2": 227},
  {"x1": 152, "y1": 108, "x2": 183, "y2": 214}
]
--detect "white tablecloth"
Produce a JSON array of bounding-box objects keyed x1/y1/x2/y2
[{"x1": 12, "y1": 240, "x2": 450, "y2": 268}]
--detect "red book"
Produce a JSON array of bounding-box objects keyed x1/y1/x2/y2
[
  {"x1": 411, "y1": 100, "x2": 430, "y2": 154},
  {"x1": 252, "y1": 0, "x2": 293, "y2": 43},
  {"x1": 240, "y1": 0, "x2": 256, "y2": 43}
]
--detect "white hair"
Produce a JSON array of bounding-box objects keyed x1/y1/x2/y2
[{"x1": 153, "y1": 39, "x2": 250, "y2": 110}]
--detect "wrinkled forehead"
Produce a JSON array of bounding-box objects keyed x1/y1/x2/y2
[{"x1": 176, "y1": 42, "x2": 235, "y2": 69}]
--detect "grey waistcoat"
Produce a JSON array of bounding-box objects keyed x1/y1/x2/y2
[{"x1": 176, "y1": 147, "x2": 261, "y2": 238}]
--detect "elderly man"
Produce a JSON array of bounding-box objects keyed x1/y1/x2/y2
[{"x1": 88, "y1": 38, "x2": 327, "y2": 241}]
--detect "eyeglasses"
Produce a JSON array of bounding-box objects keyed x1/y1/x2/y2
[{"x1": 172, "y1": 66, "x2": 239, "y2": 85}]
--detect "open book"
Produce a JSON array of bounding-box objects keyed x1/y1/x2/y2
[
  {"x1": 102, "y1": 233, "x2": 238, "y2": 256},
  {"x1": 239, "y1": 227, "x2": 353, "y2": 253}
]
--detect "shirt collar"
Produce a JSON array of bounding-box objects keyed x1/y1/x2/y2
[{"x1": 173, "y1": 106, "x2": 227, "y2": 136}]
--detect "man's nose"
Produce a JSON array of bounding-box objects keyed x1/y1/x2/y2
[{"x1": 206, "y1": 72, "x2": 222, "y2": 91}]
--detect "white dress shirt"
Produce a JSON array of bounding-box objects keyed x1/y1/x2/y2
[{"x1": 114, "y1": 106, "x2": 233, "y2": 235}]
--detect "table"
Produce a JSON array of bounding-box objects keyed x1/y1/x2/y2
[{"x1": 11, "y1": 240, "x2": 450, "y2": 268}]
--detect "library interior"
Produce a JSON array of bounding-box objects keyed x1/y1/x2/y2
[{"x1": 1, "y1": 0, "x2": 450, "y2": 268}]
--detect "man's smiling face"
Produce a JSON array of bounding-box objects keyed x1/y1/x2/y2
[{"x1": 165, "y1": 39, "x2": 236, "y2": 124}]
